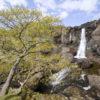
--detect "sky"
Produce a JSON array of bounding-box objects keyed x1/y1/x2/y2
[{"x1": 0, "y1": 0, "x2": 100, "y2": 26}]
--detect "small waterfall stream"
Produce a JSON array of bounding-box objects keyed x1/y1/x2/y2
[
  {"x1": 50, "y1": 68, "x2": 71, "y2": 86},
  {"x1": 74, "y1": 28, "x2": 87, "y2": 59}
]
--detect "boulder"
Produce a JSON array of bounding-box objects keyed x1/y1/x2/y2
[
  {"x1": 89, "y1": 25, "x2": 100, "y2": 56},
  {"x1": 88, "y1": 75, "x2": 100, "y2": 90},
  {"x1": 73, "y1": 59, "x2": 93, "y2": 69}
]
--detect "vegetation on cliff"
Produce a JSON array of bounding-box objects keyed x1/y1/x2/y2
[{"x1": 0, "y1": 6, "x2": 76, "y2": 99}]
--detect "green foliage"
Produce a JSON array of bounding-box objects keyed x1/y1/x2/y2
[
  {"x1": 0, "y1": 6, "x2": 61, "y2": 74},
  {"x1": 0, "y1": 93, "x2": 21, "y2": 100},
  {"x1": 0, "y1": 6, "x2": 77, "y2": 98},
  {"x1": 0, "y1": 6, "x2": 82, "y2": 100}
]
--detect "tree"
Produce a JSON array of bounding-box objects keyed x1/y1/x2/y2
[{"x1": 0, "y1": 6, "x2": 60, "y2": 96}]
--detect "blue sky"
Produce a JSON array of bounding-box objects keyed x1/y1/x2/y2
[{"x1": 0, "y1": 0, "x2": 100, "y2": 26}]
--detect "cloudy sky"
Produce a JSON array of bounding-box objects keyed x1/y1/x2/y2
[{"x1": 0, "y1": 0, "x2": 100, "y2": 26}]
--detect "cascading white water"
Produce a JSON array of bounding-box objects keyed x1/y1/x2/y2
[
  {"x1": 50, "y1": 68, "x2": 71, "y2": 86},
  {"x1": 74, "y1": 28, "x2": 87, "y2": 59}
]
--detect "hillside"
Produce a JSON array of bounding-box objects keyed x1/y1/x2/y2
[{"x1": 0, "y1": 7, "x2": 100, "y2": 100}]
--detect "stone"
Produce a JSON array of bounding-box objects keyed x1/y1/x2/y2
[
  {"x1": 88, "y1": 75, "x2": 100, "y2": 90},
  {"x1": 74, "y1": 59, "x2": 93, "y2": 69}
]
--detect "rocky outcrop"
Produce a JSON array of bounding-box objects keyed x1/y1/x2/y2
[
  {"x1": 54, "y1": 19, "x2": 100, "y2": 45},
  {"x1": 88, "y1": 75, "x2": 100, "y2": 90},
  {"x1": 54, "y1": 19, "x2": 100, "y2": 68},
  {"x1": 89, "y1": 25, "x2": 100, "y2": 56},
  {"x1": 20, "y1": 68, "x2": 100, "y2": 100}
]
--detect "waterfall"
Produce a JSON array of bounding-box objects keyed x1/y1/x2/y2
[
  {"x1": 74, "y1": 28, "x2": 87, "y2": 59},
  {"x1": 50, "y1": 68, "x2": 71, "y2": 86}
]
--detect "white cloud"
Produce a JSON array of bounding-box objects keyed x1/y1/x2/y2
[
  {"x1": 34, "y1": 0, "x2": 56, "y2": 10},
  {"x1": 59, "y1": 0, "x2": 98, "y2": 13},
  {"x1": 0, "y1": 0, "x2": 28, "y2": 10},
  {"x1": 6, "y1": 0, "x2": 28, "y2": 7},
  {"x1": 0, "y1": 0, "x2": 8, "y2": 10},
  {"x1": 33, "y1": 0, "x2": 99, "y2": 19},
  {"x1": 34, "y1": 3, "x2": 47, "y2": 15},
  {"x1": 59, "y1": 11, "x2": 69, "y2": 19},
  {"x1": 0, "y1": 0, "x2": 99, "y2": 21},
  {"x1": 33, "y1": 0, "x2": 57, "y2": 16},
  {"x1": 80, "y1": 0, "x2": 98, "y2": 12}
]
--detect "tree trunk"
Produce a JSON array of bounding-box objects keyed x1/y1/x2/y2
[{"x1": 0, "y1": 58, "x2": 21, "y2": 96}]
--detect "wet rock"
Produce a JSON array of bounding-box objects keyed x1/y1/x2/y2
[
  {"x1": 74, "y1": 59, "x2": 93, "y2": 69},
  {"x1": 49, "y1": 68, "x2": 71, "y2": 86},
  {"x1": 84, "y1": 61, "x2": 100, "y2": 75}
]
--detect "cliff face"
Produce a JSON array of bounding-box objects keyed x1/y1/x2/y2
[
  {"x1": 54, "y1": 19, "x2": 100, "y2": 44},
  {"x1": 54, "y1": 19, "x2": 100, "y2": 69},
  {"x1": 89, "y1": 25, "x2": 100, "y2": 55}
]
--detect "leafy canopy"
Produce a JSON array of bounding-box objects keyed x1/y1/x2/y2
[{"x1": 0, "y1": 7, "x2": 62, "y2": 73}]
